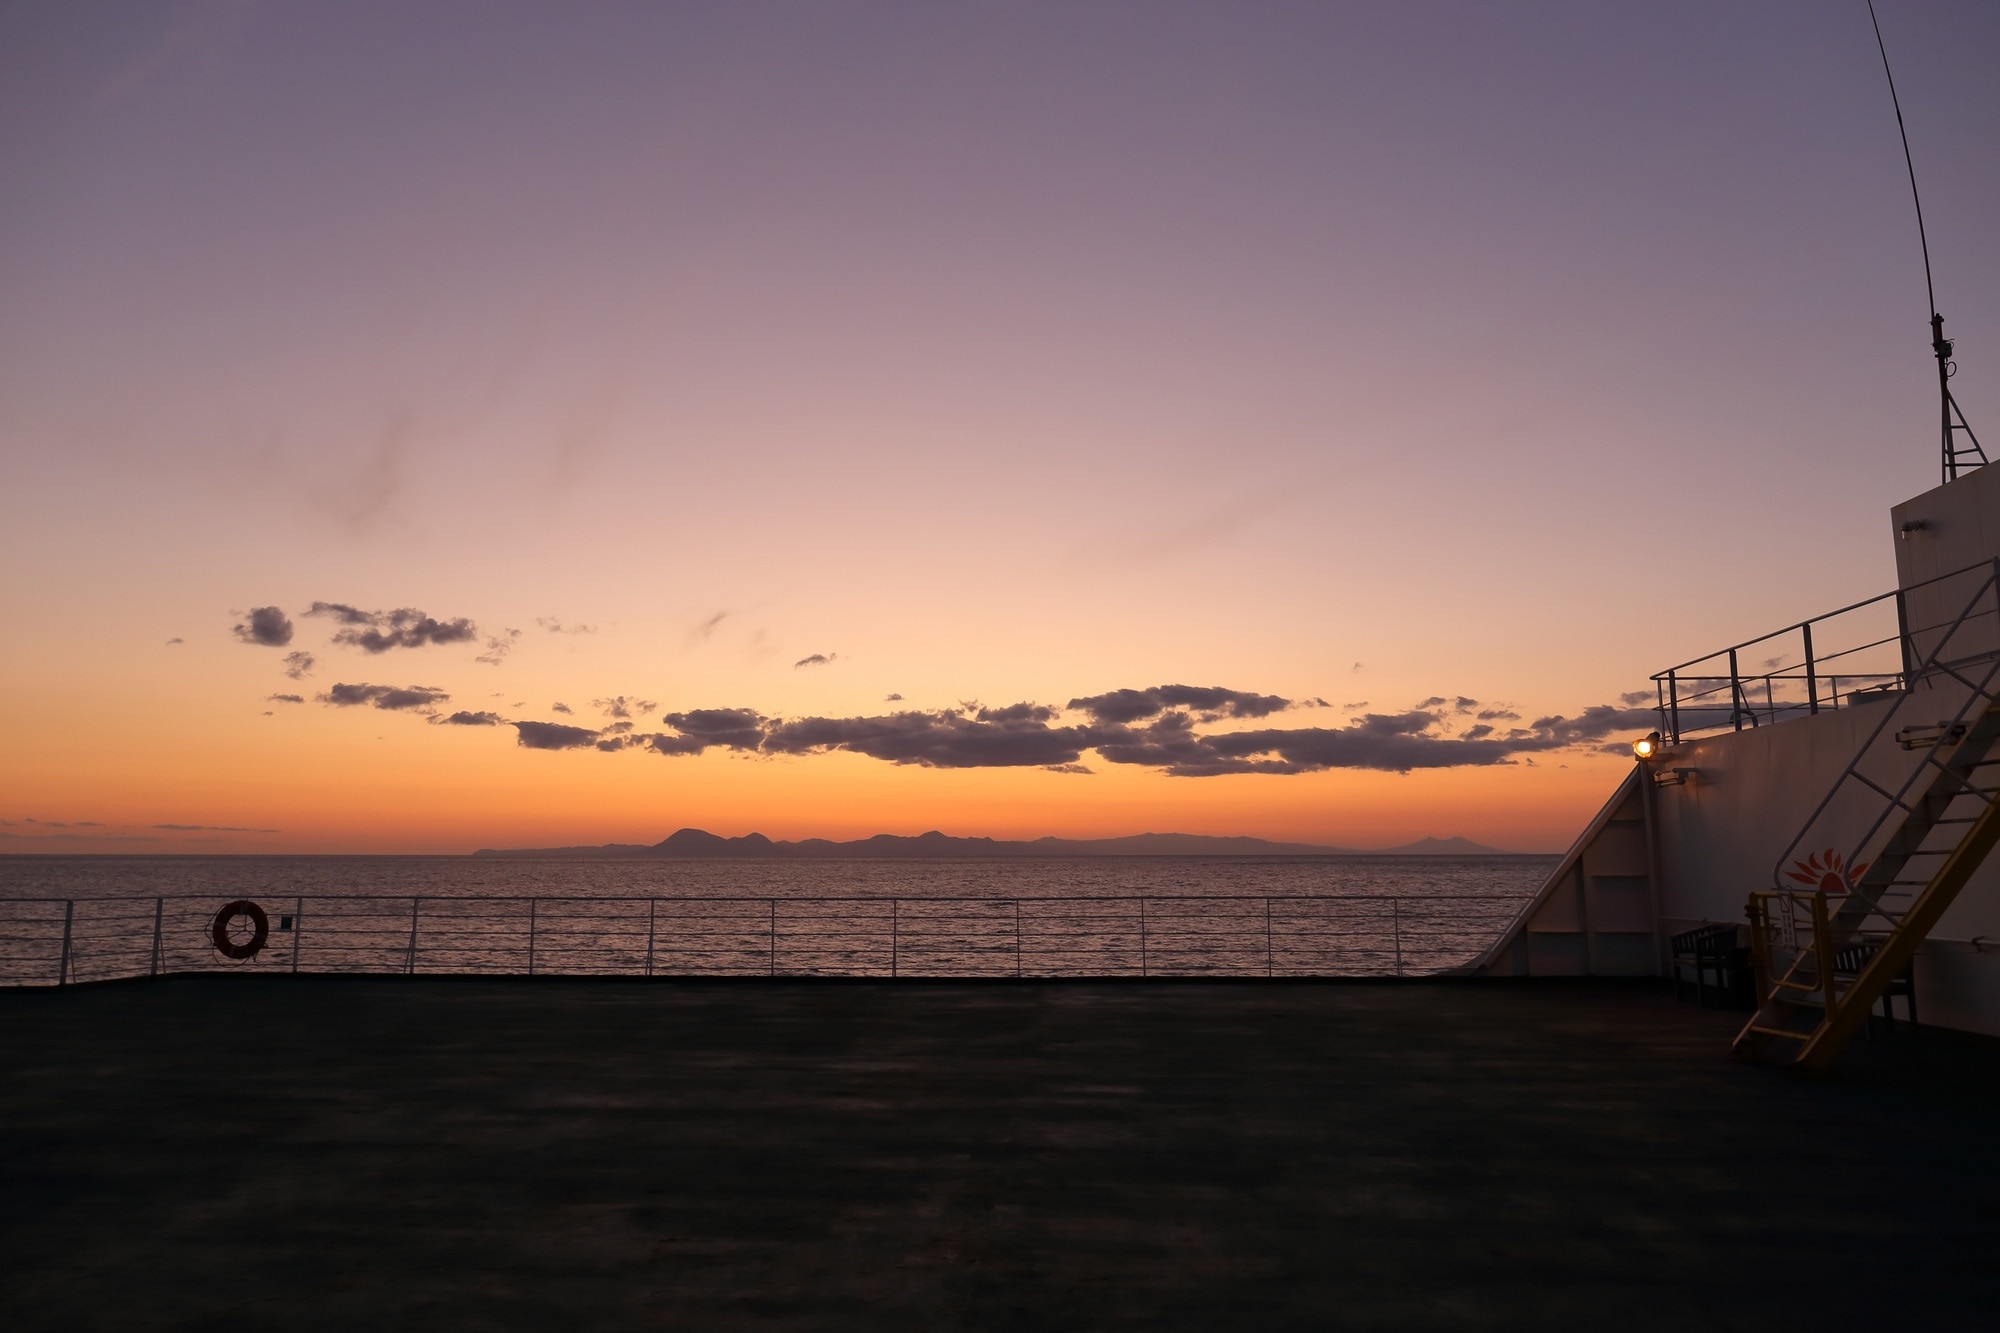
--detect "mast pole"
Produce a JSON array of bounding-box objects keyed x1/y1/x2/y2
[{"x1": 1868, "y1": 1, "x2": 1985, "y2": 483}]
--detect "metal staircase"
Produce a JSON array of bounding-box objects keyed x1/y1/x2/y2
[{"x1": 1736, "y1": 559, "x2": 2000, "y2": 1069}]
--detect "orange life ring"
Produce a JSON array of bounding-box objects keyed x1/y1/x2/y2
[{"x1": 211, "y1": 900, "x2": 269, "y2": 960}]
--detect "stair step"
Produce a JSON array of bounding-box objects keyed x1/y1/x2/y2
[{"x1": 1754, "y1": 654, "x2": 2000, "y2": 1070}]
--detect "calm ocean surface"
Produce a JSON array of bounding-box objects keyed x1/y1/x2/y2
[{"x1": 0, "y1": 853, "x2": 1557, "y2": 902}]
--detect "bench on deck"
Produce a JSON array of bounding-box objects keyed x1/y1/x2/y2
[
  {"x1": 1833, "y1": 940, "x2": 1919, "y2": 1039},
  {"x1": 1671, "y1": 923, "x2": 1747, "y2": 1008}
]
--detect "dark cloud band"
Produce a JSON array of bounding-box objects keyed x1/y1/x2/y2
[{"x1": 321, "y1": 676, "x2": 1657, "y2": 777}]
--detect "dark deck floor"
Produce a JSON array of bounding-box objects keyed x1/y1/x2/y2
[{"x1": 2, "y1": 977, "x2": 1996, "y2": 1330}]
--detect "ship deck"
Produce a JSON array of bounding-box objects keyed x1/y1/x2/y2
[{"x1": 3, "y1": 977, "x2": 1995, "y2": 1328}]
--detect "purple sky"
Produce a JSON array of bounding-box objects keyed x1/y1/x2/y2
[{"x1": 3, "y1": 2, "x2": 1997, "y2": 850}]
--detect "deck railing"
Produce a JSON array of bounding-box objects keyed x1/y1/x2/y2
[
  {"x1": 0, "y1": 892, "x2": 1533, "y2": 987},
  {"x1": 1652, "y1": 558, "x2": 2000, "y2": 743}
]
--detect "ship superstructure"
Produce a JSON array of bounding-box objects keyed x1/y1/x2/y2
[{"x1": 1479, "y1": 461, "x2": 2000, "y2": 1054}]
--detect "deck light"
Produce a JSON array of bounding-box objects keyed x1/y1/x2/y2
[{"x1": 1633, "y1": 731, "x2": 1662, "y2": 760}]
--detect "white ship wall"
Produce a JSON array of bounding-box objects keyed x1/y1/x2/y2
[
  {"x1": 1651, "y1": 703, "x2": 2000, "y2": 1036},
  {"x1": 1893, "y1": 457, "x2": 2000, "y2": 663},
  {"x1": 1483, "y1": 462, "x2": 2000, "y2": 1036},
  {"x1": 1653, "y1": 462, "x2": 2000, "y2": 1036}
]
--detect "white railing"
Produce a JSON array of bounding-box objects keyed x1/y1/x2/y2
[
  {"x1": 0, "y1": 892, "x2": 1534, "y2": 987},
  {"x1": 1652, "y1": 559, "x2": 2000, "y2": 742}
]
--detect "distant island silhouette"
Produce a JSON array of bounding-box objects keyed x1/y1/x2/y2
[{"x1": 472, "y1": 830, "x2": 1525, "y2": 859}]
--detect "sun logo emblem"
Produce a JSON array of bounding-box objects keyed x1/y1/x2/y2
[{"x1": 1784, "y1": 849, "x2": 1868, "y2": 894}]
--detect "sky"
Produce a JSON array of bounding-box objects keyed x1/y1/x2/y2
[{"x1": 3, "y1": 0, "x2": 1998, "y2": 854}]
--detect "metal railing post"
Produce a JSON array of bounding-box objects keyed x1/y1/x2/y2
[
  {"x1": 1014, "y1": 900, "x2": 1022, "y2": 977},
  {"x1": 1803, "y1": 621, "x2": 1818, "y2": 715},
  {"x1": 1814, "y1": 891, "x2": 1836, "y2": 1014},
  {"x1": 1667, "y1": 670, "x2": 1681, "y2": 742},
  {"x1": 1392, "y1": 899, "x2": 1403, "y2": 977},
  {"x1": 645, "y1": 898, "x2": 656, "y2": 978},
  {"x1": 406, "y1": 896, "x2": 421, "y2": 975},
  {"x1": 58, "y1": 899, "x2": 74, "y2": 986},
  {"x1": 150, "y1": 896, "x2": 164, "y2": 977},
  {"x1": 1138, "y1": 898, "x2": 1148, "y2": 977},
  {"x1": 1896, "y1": 587, "x2": 1914, "y2": 685},
  {"x1": 1265, "y1": 898, "x2": 1274, "y2": 977},
  {"x1": 1728, "y1": 648, "x2": 1744, "y2": 730}
]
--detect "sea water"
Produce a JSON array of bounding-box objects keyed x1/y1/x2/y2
[{"x1": 0, "y1": 855, "x2": 1558, "y2": 984}]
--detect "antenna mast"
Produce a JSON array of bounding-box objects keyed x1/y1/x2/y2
[{"x1": 1868, "y1": 0, "x2": 1986, "y2": 484}]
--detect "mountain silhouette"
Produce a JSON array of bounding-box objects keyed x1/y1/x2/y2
[{"x1": 472, "y1": 829, "x2": 1520, "y2": 858}]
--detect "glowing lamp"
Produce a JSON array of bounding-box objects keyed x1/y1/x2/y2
[{"x1": 1633, "y1": 731, "x2": 1663, "y2": 761}]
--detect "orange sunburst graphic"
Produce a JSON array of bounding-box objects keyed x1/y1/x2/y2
[{"x1": 1784, "y1": 849, "x2": 1869, "y2": 894}]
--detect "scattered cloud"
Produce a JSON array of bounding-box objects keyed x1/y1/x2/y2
[
  {"x1": 302, "y1": 659, "x2": 1660, "y2": 779},
  {"x1": 513, "y1": 720, "x2": 602, "y2": 750},
  {"x1": 283, "y1": 651, "x2": 316, "y2": 680},
  {"x1": 1522, "y1": 705, "x2": 1658, "y2": 748},
  {"x1": 1066, "y1": 685, "x2": 1291, "y2": 725},
  {"x1": 318, "y1": 682, "x2": 450, "y2": 711},
  {"x1": 537, "y1": 617, "x2": 596, "y2": 635},
  {"x1": 884, "y1": 693, "x2": 904, "y2": 702},
  {"x1": 266, "y1": 693, "x2": 304, "y2": 704},
  {"x1": 154, "y1": 823, "x2": 280, "y2": 833},
  {"x1": 645, "y1": 708, "x2": 768, "y2": 754},
  {"x1": 1620, "y1": 689, "x2": 1655, "y2": 706},
  {"x1": 304, "y1": 601, "x2": 372, "y2": 625},
  {"x1": 232, "y1": 606, "x2": 293, "y2": 647},
  {"x1": 476, "y1": 629, "x2": 522, "y2": 665},
  {"x1": 439, "y1": 711, "x2": 505, "y2": 726},
  {"x1": 689, "y1": 611, "x2": 728, "y2": 643},
  {"x1": 763, "y1": 706, "x2": 1092, "y2": 768},
  {"x1": 166, "y1": 637, "x2": 183, "y2": 645},
  {"x1": 307, "y1": 602, "x2": 478, "y2": 653},
  {"x1": 794, "y1": 653, "x2": 838, "y2": 669}
]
